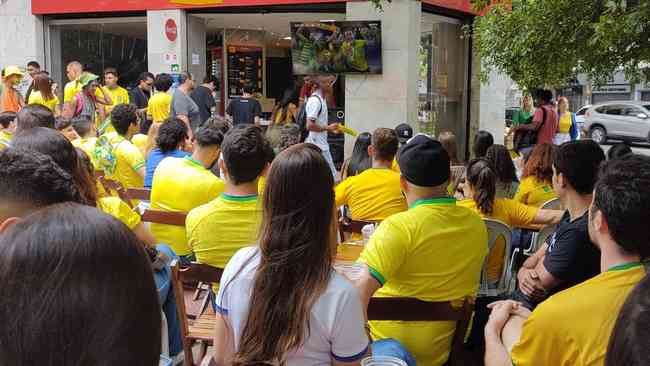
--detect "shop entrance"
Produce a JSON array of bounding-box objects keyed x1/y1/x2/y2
[{"x1": 195, "y1": 11, "x2": 347, "y2": 165}]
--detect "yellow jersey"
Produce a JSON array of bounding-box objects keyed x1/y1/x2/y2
[
  {"x1": 148, "y1": 92, "x2": 172, "y2": 123},
  {"x1": 358, "y1": 198, "x2": 488, "y2": 366},
  {"x1": 0, "y1": 130, "x2": 12, "y2": 151},
  {"x1": 63, "y1": 79, "x2": 82, "y2": 103},
  {"x1": 391, "y1": 158, "x2": 400, "y2": 173},
  {"x1": 131, "y1": 134, "x2": 148, "y2": 156},
  {"x1": 27, "y1": 91, "x2": 59, "y2": 112},
  {"x1": 150, "y1": 156, "x2": 225, "y2": 256},
  {"x1": 512, "y1": 264, "x2": 645, "y2": 366},
  {"x1": 96, "y1": 86, "x2": 129, "y2": 111},
  {"x1": 514, "y1": 176, "x2": 557, "y2": 208},
  {"x1": 102, "y1": 132, "x2": 145, "y2": 193},
  {"x1": 97, "y1": 196, "x2": 141, "y2": 230},
  {"x1": 458, "y1": 199, "x2": 538, "y2": 281},
  {"x1": 187, "y1": 193, "x2": 262, "y2": 291},
  {"x1": 335, "y1": 168, "x2": 407, "y2": 221},
  {"x1": 558, "y1": 112, "x2": 573, "y2": 134}
]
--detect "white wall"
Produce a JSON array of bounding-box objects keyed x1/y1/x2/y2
[
  {"x1": 344, "y1": 0, "x2": 421, "y2": 156},
  {"x1": 0, "y1": 0, "x2": 44, "y2": 68},
  {"x1": 187, "y1": 15, "x2": 207, "y2": 83},
  {"x1": 478, "y1": 69, "x2": 509, "y2": 145},
  {"x1": 147, "y1": 9, "x2": 188, "y2": 75}
]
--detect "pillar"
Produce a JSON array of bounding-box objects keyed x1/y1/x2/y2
[
  {"x1": 0, "y1": 0, "x2": 44, "y2": 67},
  {"x1": 344, "y1": 0, "x2": 421, "y2": 156},
  {"x1": 147, "y1": 9, "x2": 188, "y2": 75}
]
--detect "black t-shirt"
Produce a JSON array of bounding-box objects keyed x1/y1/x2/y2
[
  {"x1": 129, "y1": 87, "x2": 150, "y2": 110},
  {"x1": 226, "y1": 97, "x2": 261, "y2": 126},
  {"x1": 543, "y1": 211, "x2": 601, "y2": 295},
  {"x1": 190, "y1": 85, "x2": 216, "y2": 125}
]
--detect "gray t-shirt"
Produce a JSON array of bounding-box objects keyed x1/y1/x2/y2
[{"x1": 171, "y1": 89, "x2": 201, "y2": 132}]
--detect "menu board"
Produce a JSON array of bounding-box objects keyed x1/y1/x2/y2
[{"x1": 227, "y1": 45, "x2": 263, "y2": 97}]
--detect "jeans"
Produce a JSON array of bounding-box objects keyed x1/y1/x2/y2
[
  {"x1": 322, "y1": 149, "x2": 338, "y2": 182},
  {"x1": 372, "y1": 338, "x2": 417, "y2": 366},
  {"x1": 154, "y1": 244, "x2": 183, "y2": 357}
]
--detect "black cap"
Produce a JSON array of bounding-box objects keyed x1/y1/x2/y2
[
  {"x1": 394, "y1": 123, "x2": 413, "y2": 144},
  {"x1": 398, "y1": 134, "x2": 450, "y2": 187}
]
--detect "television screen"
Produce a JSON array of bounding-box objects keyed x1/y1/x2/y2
[{"x1": 290, "y1": 21, "x2": 382, "y2": 75}]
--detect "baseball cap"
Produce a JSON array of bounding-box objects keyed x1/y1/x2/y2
[
  {"x1": 395, "y1": 123, "x2": 413, "y2": 144},
  {"x1": 398, "y1": 134, "x2": 450, "y2": 187}
]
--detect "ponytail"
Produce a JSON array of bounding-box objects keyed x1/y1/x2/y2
[{"x1": 467, "y1": 158, "x2": 496, "y2": 215}]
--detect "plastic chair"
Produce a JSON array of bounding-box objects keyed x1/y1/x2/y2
[
  {"x1": 480, "y1": 219, "x2": 514, "y2": 297},
  {"x1": 524, "y1": 198, "x2": 561, "y2": 256}
]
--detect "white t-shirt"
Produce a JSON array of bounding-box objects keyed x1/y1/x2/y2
[
  {"x1": 216, "y1": 247, "x2": 370, "y2": 365},
  {"x1": 305, "y1": 91, "x2": 330, "y2": 151}
]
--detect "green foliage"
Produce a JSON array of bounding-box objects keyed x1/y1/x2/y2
[{"x1": 469, "y1": 0, "x2": 650, "y2": 90}]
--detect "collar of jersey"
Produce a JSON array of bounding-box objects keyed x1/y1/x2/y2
[
  {"x1": 184, "y1": 155, "x2": 205, "y2": 169},
  {"x1": 221, "y1": 193, "x2": 258, "y2": 202},
  {"x1": 410, "y1": 197, "x2": 456, "y2": 209},
  {"x1": 607, "y1": 262, "x2": 642, "y2": 272}
]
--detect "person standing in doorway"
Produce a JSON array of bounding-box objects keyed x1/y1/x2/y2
[
  {"x1": 170, "y1": 72, "x2": 201, "y2": 135},
  {"x1": 225, "y1": 85, "x2": 261, "y2": 127},
  {"x1": 190, "y1": 75, "x2": 218, "y2": 126},
  {"x1": 1, "y1": 66, "x2": 24, "y2": 113},
  {"x1": 129, "y1": 72, "x2": 154, "y2": 115},
  {"x1": 305, "y1": 75, "x2": 340, "y2": 180}
]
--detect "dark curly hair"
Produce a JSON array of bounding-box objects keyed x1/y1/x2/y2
[
  {"x1": 110, "y1": 104, "x2": 138, "y2": 136},
  {"x1": 222, "y1": 125, "x2": 270, "y2": 185},
  {"x1": 523, "y1": 143, "x2": 556, "y2": 184},
  {"x1": 0, "y1": 148, "x2": 83, "y2": 218},
  {"x1": 156, "y1": 118, "x2": 188, "y2": 154}
]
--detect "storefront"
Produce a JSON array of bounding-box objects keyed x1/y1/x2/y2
[{"x1": 30, "y1": 0, "x2": 476, "y2": 159}]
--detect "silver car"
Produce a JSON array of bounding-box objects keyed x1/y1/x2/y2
[{"x1": 585, "y1": 101, "x2": 650, "y2": 144}]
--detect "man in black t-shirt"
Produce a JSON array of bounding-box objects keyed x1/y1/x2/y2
[
  {"x1": 190, "y1": 75, "x2": 217, "y2": 125},
  {"x1": 225, "y1": 86, "x2": 261, "y2": 126},
  {"x1": 513, "y1": 140, "x2": 606, "y2": 309}
]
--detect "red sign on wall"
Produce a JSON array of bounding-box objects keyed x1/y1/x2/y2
[
  {"x1": 165, "y1": 19, "x2": 178, "y2": 42},
  {"x1": 31, "y1": 0, "x2": 475, "y2": 15}
]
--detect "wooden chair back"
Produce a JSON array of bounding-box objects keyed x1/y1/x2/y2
[
  {"x1": 171, "y1": 260, "x2": 224, "y2": 366},
  {"x1": 338, "y1": 217, "x2": 376, "y2": 242},
  {"x1": 141, "y1": 210, "x2": 187, "y2": 226},
  {"x1": 126, "y1": 187, "x2": 151, "y2": 201},
  {"x1": 367, "y1": 297, "x2": 474, "y2": 365}
]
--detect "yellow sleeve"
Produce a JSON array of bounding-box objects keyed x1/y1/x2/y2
[
  {"x1": 505, "y1": 199, "x2": 539, "y2": 228},
  {"x1": 391, "y1": 158, "x2": 400, "y2": 173},
  {"x1": 358, "y1": 218, "x2": 408, "y2": 286},
  {"x1": 208, "y1": 178, "x2": 226, "y2": 200},
  {"x1": 511, "y1": 304, "x2": 568, "y2": 366},
  {"x1": 64, "y1": 82, "x2": 76, "y2": 103},
  {"x1": 335, "y1": 177, "x2": 352, "y2": 208},
  {"x1": 95, "y1": 87, "x2": 105, "y2": 99},
  {"x1": 116, "y1": 199, "x2": 142, "y2": 229},
  {"x1": 121, "y1": 88, "x2": 130, "y2": 104},
  {"x1": 513, "y1": 178, "x2": 531, "y2": 204},
  {"x1": 124, "y1": 143, "x2": 146, "y2": 171}
]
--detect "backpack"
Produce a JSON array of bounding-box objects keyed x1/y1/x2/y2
[
  {"x1": 296, "y1": 94, "x2": 323, "y2": 142},
  {"x1": 514, "y1": 106, "x2": 547, "y2": 152}
]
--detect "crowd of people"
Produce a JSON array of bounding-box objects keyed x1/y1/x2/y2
[{"x1": 0, "y1": 60, "x2": 649, "y2": 366}]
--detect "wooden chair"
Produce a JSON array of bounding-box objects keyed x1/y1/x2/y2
[
  {"x1": 171, "y1": 260, "x2": 224, "y2": 366},
  {"x1": 141, "y1": 210, "x2": 187, "y2": 226},
  {"x1": 338, "y1": 217, "x2": 376, "y2": 242},
  {"x1": 367, "y1": 297, "x2": 474, "y2": 366},
  {"x1": 126, "y1": 187, "x2": 151, "y2": 201}
]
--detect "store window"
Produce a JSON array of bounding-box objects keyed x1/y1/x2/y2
[
  {"x1": 418, "y1": 13, "x2": 470, "y2": 159},
  {"x1": 47, "y1": 18, "x2": 148, "y2": 93}
]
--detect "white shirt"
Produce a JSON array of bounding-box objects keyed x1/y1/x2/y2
[
  {"x1": 216, "y1": 247, "x2": 370, "y2": 365},
  {"x1": 305, "y1": 91, "x2": 329, "y2": 151}
]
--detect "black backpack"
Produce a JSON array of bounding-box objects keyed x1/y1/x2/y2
[{"x1": 296, "y1": 94, "x2": 324, "y2": 142}]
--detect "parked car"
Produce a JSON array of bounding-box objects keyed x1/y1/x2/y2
[
  {"x1": 574, "y1": 104, "x2": 591, "y2": 138},
  {"x1": 584, "y1": 101, "x2": 650, "y2": 144}
]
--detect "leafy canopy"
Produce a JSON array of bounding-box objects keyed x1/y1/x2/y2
[{"x1": 469, "y1": 0, "x2": 650, "y2": 90}]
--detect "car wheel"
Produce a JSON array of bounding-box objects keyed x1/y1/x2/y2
[{"x1": 590, "y1": 126, "x2": 607, "y2": 144}]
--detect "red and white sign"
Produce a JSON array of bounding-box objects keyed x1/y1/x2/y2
[{"x1": 165, "y1": 19, "x2": 178, "y2": 42}]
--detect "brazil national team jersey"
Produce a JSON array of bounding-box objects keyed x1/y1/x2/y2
[
  {"x1": 335, "y1": 168, "x2": 407, "y2": 222},
  {"x1": 514, "y1": 176, "x2": 557, "y2": 208}
]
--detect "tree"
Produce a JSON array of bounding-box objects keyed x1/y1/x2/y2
[{"x1": 469, "y1": 0, "x2": 650, "y2": 90}]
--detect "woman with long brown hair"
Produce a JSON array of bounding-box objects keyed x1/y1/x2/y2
[
  {"x1": 211, "y1": 143, "x2": 370, "y2": 365},
  {"x1": 27, "y1": 72, "x2": 60, "y2": 116},
  {"x1": 514, "y1": 143, "x2": 558, "y2": 207}
]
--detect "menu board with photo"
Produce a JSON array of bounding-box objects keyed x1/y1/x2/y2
[{"x1": 227, "y1": 45, "x2": 263, "y2": 97}]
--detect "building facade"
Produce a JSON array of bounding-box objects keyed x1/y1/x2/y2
[{"x1": 2, "y1": 0, "x2": 510, "y2": 158}]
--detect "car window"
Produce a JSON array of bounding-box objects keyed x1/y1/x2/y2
[
  {"x1": 623, "y1": 107, "x2": 643, "y2": 117},
  {"x1": 576, "y1": 107, "x2": 588, "y2": 116},
  {"x1": 595, "y1": 106, "x2": 608, "y2": 114},
  {"x1": 604, "y1": 105, "x2": 624, "y2": 115},
  {"x1": 644, "y1": 104, "x2": 650, "y2": 111}
]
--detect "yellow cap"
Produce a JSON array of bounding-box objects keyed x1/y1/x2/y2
[{"x1": 2, "y1": 66, "x2": 24, "y2": 79}]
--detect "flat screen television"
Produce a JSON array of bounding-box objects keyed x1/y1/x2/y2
[{"x1": 290, "y1": 21, "x2": 382, "y2": 75}]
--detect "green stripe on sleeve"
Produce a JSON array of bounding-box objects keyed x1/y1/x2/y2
[{"x1": 367, "y1": 265, "x2": 386, "y2": 286}]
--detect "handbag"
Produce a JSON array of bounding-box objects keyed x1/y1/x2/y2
[{"x1": 515, "y1": 106, "x2": 547, "y2": 151}]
